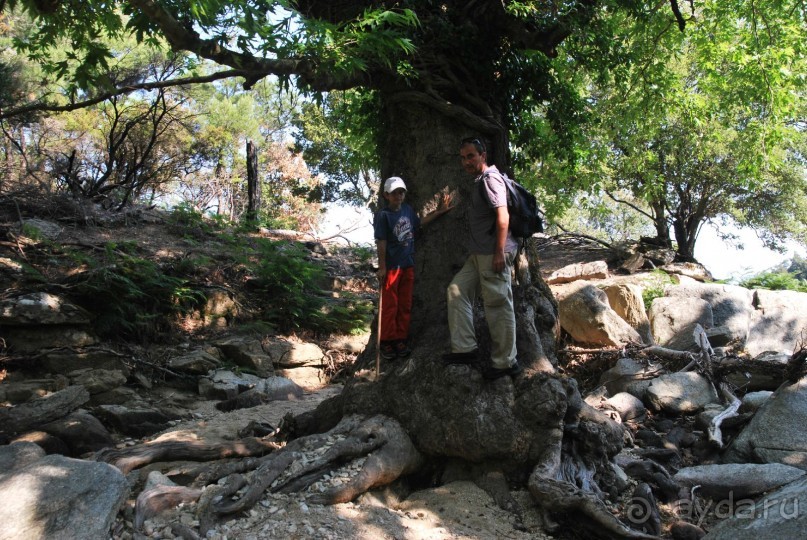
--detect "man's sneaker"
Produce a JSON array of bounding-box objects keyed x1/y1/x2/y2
[
  {"x1": 380, "y1": 342, "x2": 397, "y2": 360},
  {"x1": 482, "y1": 362, "x2": 522, "y2": 380},
  {"x1": 442, "y1": 349, "x2": 478, "y2": 364},
  {"x1": 396, "y1": 341, "x2": 412, "y2": 358}
]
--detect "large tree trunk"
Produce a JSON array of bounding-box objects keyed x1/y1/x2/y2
[
  {"x1": 277, "y1": 92, "x2": 643, "y2": 537},
  {"x1": 374, "y1": 92, "x2": 557, "y2": 370}
]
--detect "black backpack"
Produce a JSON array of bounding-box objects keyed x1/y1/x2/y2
[{"x1": 481, "y1": 171, "x2": 544, "y2": 239}]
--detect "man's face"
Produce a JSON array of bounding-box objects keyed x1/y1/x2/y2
[{"x1": 459, "y1": 143, "x2": 487, "y2": 176}]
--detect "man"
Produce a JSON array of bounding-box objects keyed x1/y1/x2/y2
[{"x1": 444, "y1": 137, "x2": 522, "y2": 380}]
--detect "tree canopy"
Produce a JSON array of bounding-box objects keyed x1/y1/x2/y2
[{"x1": 1, "y1": 0, "x2": 804, "y2": 260}]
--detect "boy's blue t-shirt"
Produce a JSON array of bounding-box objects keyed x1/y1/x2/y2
[{"x1": 374, "y1": 203, "x2": 420, "y2": 269}]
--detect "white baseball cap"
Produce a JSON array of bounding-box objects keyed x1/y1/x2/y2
[{"x1": 384, "y1": 177, "x2": 407, "y2": 193}]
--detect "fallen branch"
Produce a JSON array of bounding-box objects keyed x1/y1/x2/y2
[
  {"x1": 708, "y1": 383, "x2": 741, "y2": 448},
  {"x1": 641, "y1": 345, "x2": 695, "y2": 364}
]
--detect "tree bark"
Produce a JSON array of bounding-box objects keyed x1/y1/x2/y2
[{"x1": 246, "y1": 139, "x2": 260, "y2": 224}]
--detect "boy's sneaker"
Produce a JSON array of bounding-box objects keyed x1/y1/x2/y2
[
  {"x1": 380, "y1": 342, "x2": 397, "y2": 360},
  {"x1": 396, "y1": 340, "x2": 412, "y2": 358},
  {"x1": 482, "y1": 362, "x2": 523, "y2": 380}
]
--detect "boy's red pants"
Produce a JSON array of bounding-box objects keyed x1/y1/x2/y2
[{"x1": 380, "y1": 266, "x2": 414, "y2": 342}]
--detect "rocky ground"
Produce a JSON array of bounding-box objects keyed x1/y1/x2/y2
[
  {"x1": 7, "y1": 202, "x2": 782, "y2": 540},
  {"x1": 107, "y1": 362, "x2": 558, "y2": 540}
]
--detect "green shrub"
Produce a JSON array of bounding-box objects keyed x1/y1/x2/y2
[
  {"x1": 739, "y1": 271, "x2": 807, "y2": 293},
  {"x1": 168, "y1": 203, "x2": 223, "y2": 236},
  {"x1": 642, "y1": 269, "x2": 675, "y2": 311},
  {"x1": 70, "y1": 253, "x2": 204, "y2": 341},
  {"x1": 348, "y1": 244, "x2": 375, "y2": 265},
  {"x1": 242, "y1": 238, "x2": 372, "y2": 334}
]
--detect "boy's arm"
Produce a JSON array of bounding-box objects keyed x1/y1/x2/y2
[
  {"x1": 420, "y1": 192, "x2": 455, "y2": 227},
  {"x1": 376, "y1": 239, "x2": 388, "y2": 281}
]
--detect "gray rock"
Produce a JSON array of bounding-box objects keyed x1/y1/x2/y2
[
  {"x1": 95, "y1": 404, "x2": 178, "y2": 438},
  {"x1": 649, "y1": 296, "x2": 714, "y2": 351},
  {"x1": 723, "y1": 374, "x2": 807, "y2": 469},
  {"x1": 265, "y1": 337, "x2": 325, "y2": 368},
  {"x1": 199, "y1": 369, "x2": 263, "y2": 400},
  {"x1": 19, "y1": 218, "x2": 62, "y2": 240},
  {"x1": 674, "y1": 463, "x2": 805, "y2": 499},
  {"x1": 0, "y1": 292, "x2": 91, "y2": 325},
  {"x1": 746, "y1": 289, "x2": 807, "y2": 357},
  {"x1": 645, "y1": 372, "x2": 719, "y2": 414},
  {"x1": 215, "y1": 337, "x2": 275, "y2": 377},
  {"x1": 546, "y1": 260, "x2": 609, "y2": 285},
  {"x1": 703, "y1": 474, "x2": 807, "y2": 539},
  {"x1": 0, "y1": 454, "x2": 128, "y2": 540},
  {"x1": 599, "y1": 357, "x2": 663, "y2": 396},
  {"x1": 605, "y1": 392, "x2": 646, "y2": 422},
  {"x1": 41, "y1": 411, "x2": 114, "y2": 456},
  {"x1": 664, "y1": 283, "x2": 751, "y2": 347},
  {"x1": 168, "y1": 349, "x2": 221, "y2": 374},
  {"x1": 0, "y1": 378, "x2": 62, "y2": 404},
  {"x1": 257, "y1": 376, "x2": 305, "y2": 401},
  {"x1": 559, "y1": 284, "x2": 643, "y2": 347},
  {"x1": 68, "y1": 368, "x2": 127, "y2": 394},
  {"x1": 740, "y1": 391, "x2": 773, "y2": 413},
  {"x1": 3, "y1": 326, "x2": 97, "y2": 353},
  {"x1": 0, "y1": 441, "x2": 45, "y2": 473},
  {"x1": 37, "y1": 349, "x2": 129, "y2": 375}
]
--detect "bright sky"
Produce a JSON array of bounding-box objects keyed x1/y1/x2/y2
[{"x1": 695, "y1": 223, "x2": 805, "y2": 281}]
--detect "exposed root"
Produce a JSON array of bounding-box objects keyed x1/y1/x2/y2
[
  {"x1": 135, "y1": 485, "x2": 203, "y2": 530},
  {"x1": 528, "y1": 473, "x2": 659, "y2": 539},
  {"x1": 212, "y1": 414, "x2": 422, "y2": 515},
  {"x1": 529, "y1": 434, "x2": 659, "y2": 540},
  {"x1": 94, "y1": 437, "x2": 279, "y2": 475}
]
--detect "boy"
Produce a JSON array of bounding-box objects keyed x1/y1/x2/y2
[{"x1": 374, "y1": 176, "x2": 453, "y2": 359}]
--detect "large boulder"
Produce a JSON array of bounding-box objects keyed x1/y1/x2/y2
[
  {"x1": 215, "y1": 337, "x2": 275, "y2": 377},
  {"x1": 645, "y1": 372, "x2": 719, "y2": 414},
  {"x1": 663, "y1": 283, "x2": 753, "y2": 346},
  {"x1": 0, "y1": 454, "x2": 128, "y2": 540},
  {"x1": 745, "y1": 289, "x2": 807, "y2": 357},
  {"x1": 674, "y1": 463, "x2": 805, "y2": 499},
  {"x1": 559, "y1": 285, "x2": 643, "y2": 347},
  {"x1": 648, "y1": 296, "x2": 714, "y2": 351},
  {"x1": 703, "y1": 475, "x2": 807, "y2": 539},
  {"x1": 602, "y1": 283, "x2": 653, "y2": 344},
  {"x1": 723, "y1": 375, "x2": 807, "y2": 469}
]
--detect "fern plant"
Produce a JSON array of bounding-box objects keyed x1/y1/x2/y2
[
  {"x1": 69, "y1": 251, "x2": 205, "y2": 341},
  {"x1": 242, "y1": 238, "x2": 372, "y2": 334},
  {"x1": 739, "y1": 271, "x2": 807, "y2": 293}
]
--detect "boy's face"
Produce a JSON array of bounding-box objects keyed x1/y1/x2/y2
[
  {"x1": 459, "y1": 143, "x2": 487, "y2": 176},
  {"x1": 384, "y1": 188, "x2": 406, "y2": 210}
]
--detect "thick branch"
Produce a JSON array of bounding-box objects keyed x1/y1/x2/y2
[
  {"x1": 126, "y1": 0, "x2": 368, "y2": 91},
  {"x1": 0, "y1": 70, "x2": 248, "y2": 120}
]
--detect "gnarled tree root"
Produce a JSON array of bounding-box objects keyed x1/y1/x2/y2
[
  {"x1": 528, "y1": 473, "x2": 659, "y2": 540},
  {"x1": 212, "y1": 414, "x2": 423, "y2": 515},
  {"x1": 528, "y1": 446, "x2": 660, "y2": 540},
  {"x1": 93, "y1": 437, "x2": 280, "y2": 475}
]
